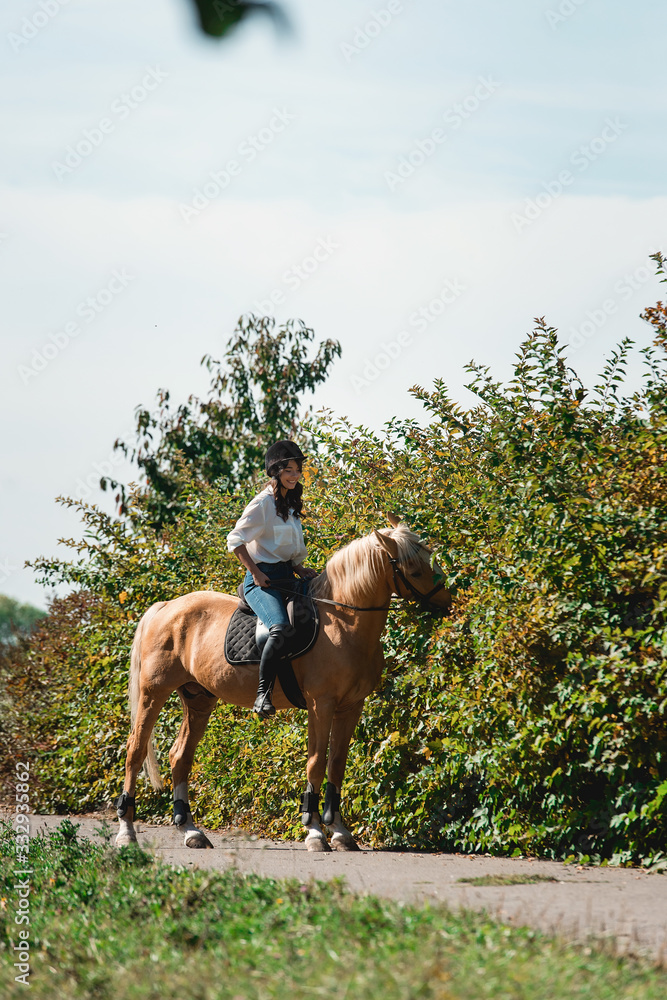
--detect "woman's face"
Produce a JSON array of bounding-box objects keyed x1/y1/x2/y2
[{"x1": 278, "y1": 459, "x2": 302, "y2": 492}]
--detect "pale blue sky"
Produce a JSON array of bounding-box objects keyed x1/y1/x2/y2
[{"x1": 2, "y1": 0, "x2": 667, "y2": 606}]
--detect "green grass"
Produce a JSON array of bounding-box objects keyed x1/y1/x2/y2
[
  {"x1": 458, "y1": 874, "x2": 559, "y2": 887},
  {"x1": 1, "y1": 820, "x2": 666, "y2": 1000}
]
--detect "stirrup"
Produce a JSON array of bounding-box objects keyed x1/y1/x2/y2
[{"x1": 253, "y1": 694, "x2": 276, "y2": 719}]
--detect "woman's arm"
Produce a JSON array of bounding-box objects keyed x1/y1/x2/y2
[
  {"x1": 294, "y1": 562, "x2": 318, "y2": 579},
  {"x1": 227, "y1": 493, "x2": 270, "y2": 586},
  {"x1": 233, "y1": 544, "x2": 270, "y2": 588},
  {"x1": 292, "y1": 518, "x2": 314, "y2": 578}
]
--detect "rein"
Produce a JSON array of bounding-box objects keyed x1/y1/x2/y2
[
  {"x1": 268, "y1": 555, "x2": 449, "y2": 615},
  {"x1": 269, "y1": 582, "x2": 392, "y2": 613}
]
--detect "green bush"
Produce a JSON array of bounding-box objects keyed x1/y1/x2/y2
[
  {"x1": 0, "y1": 595, "x2": 46, "y2": 644},
  {"x1": 304, "y1": 308, "x2": 667, "y2": 864},
  {"x1": 6, "y1": 278, "x2": 667, "y2": 865}
]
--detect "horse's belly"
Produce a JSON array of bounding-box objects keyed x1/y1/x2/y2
[{"x1": 189, "y1": 656, "x2": 257, "y2": 707}]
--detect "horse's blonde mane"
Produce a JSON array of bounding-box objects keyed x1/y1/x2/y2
[{"x1": 311, "y1": 524, "x2": 430, "y2": 605}]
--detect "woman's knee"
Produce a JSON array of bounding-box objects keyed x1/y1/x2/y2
[{"x1": 245, "y1": 590, "x2": 289, "y2": 628}]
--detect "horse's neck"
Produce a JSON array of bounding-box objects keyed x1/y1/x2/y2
[{"x1": 327, "y1": 576, "x2": 392, "y2": 647}]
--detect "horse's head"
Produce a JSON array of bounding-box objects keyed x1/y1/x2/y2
[{"x1": 373, "y1": 513, "x2": 452, "y2": 615}]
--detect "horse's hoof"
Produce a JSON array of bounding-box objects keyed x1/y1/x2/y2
[
  {"x1": 185, "y1": 831, "x2": 214, "y2": 849},
  {"x1": 115, "y1": 832, "x2": 137, "y2": 847},
  {"x1": 305, "y1": 834, "x2": 331, "y2": 853},
  {"x1": 331, "y1": 835, "x2": 360, "y2": 852}
]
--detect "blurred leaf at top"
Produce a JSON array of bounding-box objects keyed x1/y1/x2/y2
[{"x1": 191, "y1": 0, "x2": 289, "y2": 39}]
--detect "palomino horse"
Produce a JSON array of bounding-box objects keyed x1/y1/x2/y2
[{"x1": 115, "y1": 516, "x2": 451, "y2": 852}]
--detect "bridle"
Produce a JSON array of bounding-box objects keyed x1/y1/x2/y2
[{"x1": 388, "y1": 557, "x2": 450, "y2": 616}]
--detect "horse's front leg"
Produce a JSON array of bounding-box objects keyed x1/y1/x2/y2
[
  {"x1": 302, "y1": 698, "x2": 336, "y2": 852},
  {"x1": 322, "y1": 699, "x2": 365, "y2": 851}
]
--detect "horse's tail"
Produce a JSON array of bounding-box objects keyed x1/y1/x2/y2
[{"x1": 129, "y1": 601, "x2": 168, "y2": 791}]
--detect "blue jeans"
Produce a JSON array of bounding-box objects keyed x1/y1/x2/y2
[{"x1": 243, "y1": 561, "x2": 297, "y2": 629}]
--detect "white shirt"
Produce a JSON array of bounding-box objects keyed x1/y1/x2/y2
[{"x1": 227, "y1": 485, "x2": 308, "y2": 564}]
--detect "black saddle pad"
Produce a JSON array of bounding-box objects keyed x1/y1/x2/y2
[{"x1": 224, "y1": 579, "x2": 319, "y2": 666}]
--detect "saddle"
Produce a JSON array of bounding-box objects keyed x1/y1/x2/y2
[{"x1": 224, "y1": 577, "x2": 319, "y2": 710}]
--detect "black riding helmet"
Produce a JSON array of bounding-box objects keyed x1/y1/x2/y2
[{"x1": 264, "y1": 440, "x2": 306, "y2": 477}]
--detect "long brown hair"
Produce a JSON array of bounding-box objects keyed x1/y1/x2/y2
[{"x1": 270, "y1": 462, "x2": 304, "y2": 522}]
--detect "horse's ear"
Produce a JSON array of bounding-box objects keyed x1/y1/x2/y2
[
  {"x1": 386, "y1": 512, "x2": 402, "y2": 528},
  {"x1": 373, "y1": 529, "x2": 398, "y2": 557}
]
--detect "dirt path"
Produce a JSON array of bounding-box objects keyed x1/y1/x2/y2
[{"x1": 28, "y1": 814, "x2": 667, "y2": 963}]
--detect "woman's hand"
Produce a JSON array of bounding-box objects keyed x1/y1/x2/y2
[
  {"x1": 296, "y1": 565, "x2": 318, "y2": 580},
  {"x1": 233, "y1": 545, "x2": 270, "y2": 588}
]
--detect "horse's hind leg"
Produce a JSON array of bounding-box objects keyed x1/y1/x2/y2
[
  {"x1": 116, "y1": 686, "x2": 171, "y2": 847},
  {"x1": 323, "y1": 699, "x2": 365, "y2": 851},
  {"x1": 169, "y1": 687, "x2": 218, "y2": 849}
]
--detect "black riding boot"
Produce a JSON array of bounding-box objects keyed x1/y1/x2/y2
[{"x1": 253, "y1": 623, "x2": 290, "y2": 719}]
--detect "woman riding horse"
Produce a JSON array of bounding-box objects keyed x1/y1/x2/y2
[
  {"x1": 115, "y1": 499, "x2": 451, "y2": 850},
  {"x1": 227, "y1": 440, "x2": 318, "y2": 718}
]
